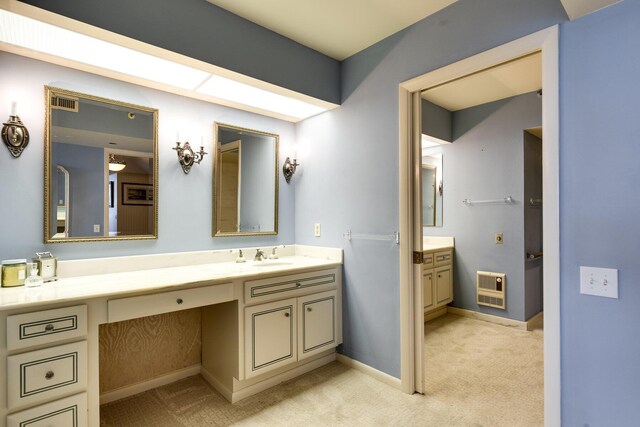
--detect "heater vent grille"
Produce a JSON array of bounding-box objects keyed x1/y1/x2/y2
[
  {"x1": 477, "y1": 271, "x2": 506, "y2": 309},
  {"x1": 51, "y1": 95, "x2": 78, "y2": 112}
]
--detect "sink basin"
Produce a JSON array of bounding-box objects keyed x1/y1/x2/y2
[{"x1": 251, "y1": 261, "x2": 294, "y2": 267}]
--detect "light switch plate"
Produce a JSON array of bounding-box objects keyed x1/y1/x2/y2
[
  {"x1": 93, "y1": 224, "x2": 100, "y2": 233},
  {"x1": 314, "y1": 223, "x2": 321, "y2": 237},
  {"x1": 580, "y1": 266, "x2": 618, "y2": 299}
]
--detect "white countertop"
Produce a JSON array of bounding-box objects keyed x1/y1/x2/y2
[
  {"x1": 0, "y1": 255, "x2": 341, "y2": 311},
  {"x1": 422, "y1": 236, "x2": 454, "y2": 252}
]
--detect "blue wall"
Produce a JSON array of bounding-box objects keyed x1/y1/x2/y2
[
  {"x1": 20, "y1": 0, "x2": 341, "y2": 104},
  {"x1": 52, "y1": 142, "x2": 105, "y2": 237},
  {"x1": 295, "y1": 0, "x2": 567, "y2": 378},
  {"x1": 0, "y1": 51, "x2": 296, "y2": 260},
  {"x1": 427, "y1": 93, "x2": 542, "y2": 322},
  {"x1": 560, "y1": 1, "x2": 640, "y2": 424}
]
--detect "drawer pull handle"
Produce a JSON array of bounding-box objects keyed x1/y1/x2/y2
[
  {"x1": 284, "y1": 312, "x2": 290, "y2": 317},
  {"x1": 296, "y1": 283, "x2": 301, "y2": 288},
  {"x1": 44, "y1": 324, "x2": 55, "y2": 332},
  {"x1": 45, "y1": 371, "x2": 55, "y2": 380},
  {"x1": 176, "y1": 298, "x2": 183, "y2": 304},
  {"x1": 307, "y1": 307, "x2": 312, "y2": 312}
]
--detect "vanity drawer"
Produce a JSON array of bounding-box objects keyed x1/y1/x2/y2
[
  {"x1": 108, "y1": 282, "x2": 234, "y2": 323},
  {"x1": 7, "y1": 341, "x2": 87, "y2": 411},
  {"x1": 7, "y1": 305, "x2": 87, "y2": 351},
  {"x1": 422, "y1": 252, "x2": 434, "y2": 268},
  {"x1": 434, "y1": 250, "x2": 453, "y2": 267},
  {"x1": 7, "y1": 392, "x2": 87, "y2": 427},
  {"x1": 244, "y1": 268, "x2": 337, "y2": 305}
]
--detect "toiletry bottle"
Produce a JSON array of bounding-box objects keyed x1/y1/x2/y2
[{"x1": 24, "y1": 262, "x2": 44, "y2": 288}]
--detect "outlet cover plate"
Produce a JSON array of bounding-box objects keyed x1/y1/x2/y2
[{"x1": 580, "y1": 266, "x2": 618, "y2": 299}]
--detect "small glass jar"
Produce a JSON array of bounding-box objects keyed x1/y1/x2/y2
[{"x1": 2, "y1": 259, "x2": 28, "y2": 287}]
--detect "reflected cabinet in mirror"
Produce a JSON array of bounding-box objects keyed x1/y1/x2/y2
[
  {"x1": 213, "y1": 123, "x2": 278, "y2": 236},
  {"x1": 44, "y1": 87, "x2": 158, "y2": 243}
]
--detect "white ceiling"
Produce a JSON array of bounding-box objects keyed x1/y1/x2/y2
[
  {"x1": 206, "y1": 0, "x2": 457, "y2": 60},
  {"x1": 206, "y1": 1, "x2": 622, "y2": 61},
  {"x1": 421, "y1": 51, "x2": 542, "y2": 112},
  {"x1": 560, "y1": 0, "x2": 621, "y2": 20}
]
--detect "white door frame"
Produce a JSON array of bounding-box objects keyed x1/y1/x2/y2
[{"x1": 398, "y1": 26, "x2": 560, "y2": 426}]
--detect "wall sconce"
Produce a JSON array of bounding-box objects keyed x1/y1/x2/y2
[
  {"x1": 283, "y1": 157, "x2": 299, "y2": 183},
  {"x1": 173, "y1": 138, "x2": 207, "y2": 174},
  {"x1": 2, "y1": 102, "x2": 30, "y2": 158}
]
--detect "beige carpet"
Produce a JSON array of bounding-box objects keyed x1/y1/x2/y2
[{"x1": 100, "y1": 313, "x2": 543, "y2": 426}]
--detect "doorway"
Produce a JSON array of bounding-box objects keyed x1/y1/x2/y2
[{"x1": 398, "y1": 26, "x2": 560, "y2": 425}]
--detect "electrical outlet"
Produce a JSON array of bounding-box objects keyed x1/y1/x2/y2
[
  {"x1": 93, "y1": 224, "x2": 100, "y2": 233},
  {"x1": 314, "y1": 223, "x2": 321, "y2": 237},
  {"x1": 580, "y1": 266, "x2": 618, "y2": 298},
  {"x1": 495, "y1": 232, "x2": 503, "y2": 244}
]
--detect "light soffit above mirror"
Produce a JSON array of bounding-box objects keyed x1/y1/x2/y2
[
  {"x1": 213, "y1": 123, "x2": 279, "y2": 237},
  {"x1": 0, "y1": 6, "x2": 337, "y2": 122},
  {"x1": 44, "y1": 86, "x2": 159, "y2": 243}
]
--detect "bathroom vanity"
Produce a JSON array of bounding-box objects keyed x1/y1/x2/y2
[
  {"x1": 422, "y1": 237, "x2": 454, "y2": 315},
  {"x1": 0, "y1": 246, "x2": 342, "y2": 427}
]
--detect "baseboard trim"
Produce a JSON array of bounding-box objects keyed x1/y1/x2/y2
[
  {"x1": 447, "y1": 307, "x2": 528, "y2": 330},
  {"x1": 526, "y1": 311, "x2": 544, "y2": 331},
  {"x1": 336, "y1": 354, "x2": 401, "y2": 390},
  {"x1": 100, "y1": 364, "x2": 201, "y2": 405},
  {"x1": 200, "y1": 366, "x2": 233, "y2": 402},
  {"x1": 227, "y1": 353, "x2": 336, "y2": 403},
  {"x1": 424, "y1": 306, "x2": 448, "y2": 322}
]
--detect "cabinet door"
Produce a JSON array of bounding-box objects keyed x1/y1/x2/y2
[
  {"x1": 297, "y1": 291, "x2": 337, "y2": 360},
  {"x1": 245, "y1": 298, "x2": 297, "y2": 379},
  {"x1": 435, "y1": 265, "x2": 452, "y2": 305},
  {"x1": 423, "y1": 270, "x2": 434, "y2": 309}
]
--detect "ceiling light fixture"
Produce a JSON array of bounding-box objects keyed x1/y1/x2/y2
[
  {"x1": 0, "y1": 9, "x2": 334, "y2": 121},
  {"x1": 108, "y1": 154, "x2": 126, "y2": 172}
]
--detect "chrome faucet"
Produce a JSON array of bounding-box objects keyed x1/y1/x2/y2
[
  {"x1": 269, "y1": 247, "x2": 279, "y2": 260},
  {"x1": 254, "y1": 248, "x2": 266, "y2": 261}
]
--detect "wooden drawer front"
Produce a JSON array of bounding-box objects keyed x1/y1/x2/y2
[
  {"x1": 422, "y1": 252, "x2": 434, "y2": 268},
  {"x1": 298, "y1": 291, "x2": 337, "y2": 360},
  {"x1": 434, "y1": 250, "x2": 453, "y2": 267},
  {"x1": 245, "y1": 268, "x2": 337, "y2": 305},
  {"x1": 245, "y1": 298, "x2": 297, "y2": 379},
  {"x1": 108, "y1": 282, "x2": 234, "y2": 323},
  {"x1": 7, "y1": 341, "x2": 87, "y2": 410},
  {"x1": 7, "y1": 306, "x2": 87, "y2": 351},
  {"x1": 7, "y1": 392, "x2": 87, "y2": 427}
]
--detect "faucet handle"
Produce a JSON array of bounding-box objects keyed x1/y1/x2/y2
[
  {"x1": 232, "y1": 249, "x2": 246, "y2": 263},
  {"x1": 270, "y1": 247, "x2": 279, "y2": 260}
]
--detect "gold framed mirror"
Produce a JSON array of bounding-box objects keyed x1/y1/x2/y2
[
  {"x1": 213, "y1": 123, "x2": 278, "y2": 237},
  {"x1": 44, "y1": 86, "x2": 158, "y2": 243}
]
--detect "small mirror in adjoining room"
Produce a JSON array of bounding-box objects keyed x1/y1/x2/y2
[
  {"x1": 422, "y1": 145, "x2": 443, "y2": 227},
  {"x1": 213, "y1": 123, "x2": 278, "y2": 236},
  {"x1": 45, "y1": 86, "x2": 158, "y2": 243}
]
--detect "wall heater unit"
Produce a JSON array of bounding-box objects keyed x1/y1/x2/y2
[{"x1": 477, "y1": 271, "x2": 506, "y2": 309}]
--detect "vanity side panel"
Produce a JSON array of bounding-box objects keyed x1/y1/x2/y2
[{"x1": 201, "y1": 301, "x2": 239, "y2": 393}]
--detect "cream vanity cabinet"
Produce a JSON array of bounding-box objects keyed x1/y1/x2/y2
[
  {"x1": 243, "y1": 269, "x2": 340, "y2": 379},
  {"x1": 423, "y1": 248, "x2": 454, "y2": 312},
  {"x1": 3, "y1": 305, "x2": 88, "y2": 427}
]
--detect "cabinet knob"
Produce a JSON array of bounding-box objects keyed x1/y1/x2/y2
[
  {"x1": 295, "y1": 283, "x2": 301, "y2": 288},
  {"x1": 176, "y1": 298, "x2": 183, "y2": 304},
  {"x1": 45, "y1": 371, "x2": 55, "y2": 380},
  {"x1": 438, "y1": 275, "x2": 441, "y2": 278},
  {"x1": 44, "y1": 324, "x2": 54, "y2": 332},
  {"x1": 307, "y1": 307, "x2": 312, "y2": 312},
  {"x1": 284, "y1": 312, "x2": 290, "y2": 317}
]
